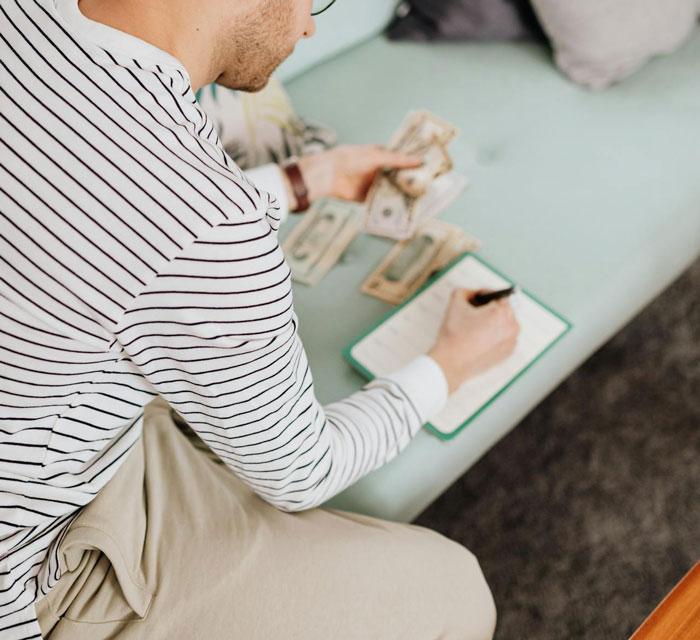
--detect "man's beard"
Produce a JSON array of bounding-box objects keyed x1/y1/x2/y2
[{"x1": 213, "y1": 0, "x2": 296, "y2": 92}]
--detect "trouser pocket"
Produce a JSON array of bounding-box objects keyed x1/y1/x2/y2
[
  {"x1": 43, "y1": 430, "x2": 155, "y2": 625},
  {"x1": 45, "y1": 522, "x2": 154, "y2": 624}
]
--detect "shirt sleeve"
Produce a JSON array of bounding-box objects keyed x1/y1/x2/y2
[
  {"x1": 246, "y1": 164, "x2": 290, "y2": 224},
  {"x1": 111, "y1": 215, "x2": 448, "y2": 512}
]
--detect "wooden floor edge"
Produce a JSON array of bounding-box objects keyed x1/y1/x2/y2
[{"x1": 630, "y1": 560, "x2": 700, "y2": 639}]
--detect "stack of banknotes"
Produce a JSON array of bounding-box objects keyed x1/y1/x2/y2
[
  {"x1": 282, "y1": 110, "x2": 480, "y2": 305},
  {"x1": 364, "y1": 110, "x2": 463, "y2": 240}
]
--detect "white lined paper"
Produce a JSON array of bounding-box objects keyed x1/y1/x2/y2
[{"x1": 351, "y1": 255, "x2": 570, "y2": 436}]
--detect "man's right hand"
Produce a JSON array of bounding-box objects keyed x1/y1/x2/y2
[{"x1": 428, "y1": 288, "x2": 521, "y2": 394}]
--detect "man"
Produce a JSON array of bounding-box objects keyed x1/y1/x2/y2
[{"x1": 0, "y1": 0, "x2": 519, "y2": 638}]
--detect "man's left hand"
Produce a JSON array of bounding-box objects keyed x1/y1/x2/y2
[{"x1": 294, "y1": 144, "x2": 422, "y2": 207}]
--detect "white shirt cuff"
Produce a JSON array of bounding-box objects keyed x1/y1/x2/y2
[
  {"x1": 384, "y1": 355, "x2": 449, "y2": 423},
  {"x1": 246, "y1": 164, "x2": 289, "y2": 223}
]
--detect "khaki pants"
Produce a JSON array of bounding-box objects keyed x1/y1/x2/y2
[{"x1": 36, "y1": 397, "x2": 496, "y2": 640}]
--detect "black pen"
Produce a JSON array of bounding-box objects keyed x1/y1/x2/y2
[{"x1": 470, "y1": 286, "x2": 516, "y2": 307}]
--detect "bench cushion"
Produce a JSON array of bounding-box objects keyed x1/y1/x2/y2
[{"x1": 281, "y1": 31, "x2": 700, "y2": 522}]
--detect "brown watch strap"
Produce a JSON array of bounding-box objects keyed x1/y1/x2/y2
[{"x1": 283, "y1": 161, "x2": 310, "y2": 213}]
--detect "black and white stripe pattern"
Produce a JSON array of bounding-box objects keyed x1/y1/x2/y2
[{"x1": 0, "y1": 0, "x2": 445, "y2": 637}]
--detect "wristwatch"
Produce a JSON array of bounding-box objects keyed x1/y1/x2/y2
[{"x1": 282, "y1": 157, "x2": 311, "y2": 213}]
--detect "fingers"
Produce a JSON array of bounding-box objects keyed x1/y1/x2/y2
[
  {"x1": 495, "y1": 299, "x2": 520, "y2": 345},
  {"x1": 453, "y1": 287, "x2": 471, "y2": 300},
  {"x1": 451, "y1": 287, "x2": 477, "y2": 309},
  {"x1": 449, "y1": 289, "x2": 519, "y2": 342},
  {"x1": 474, "y1": 292, "x2": 519, "y2": 340},
  {"x1": 491, "y1": 296, "x2": 517, "y2": 322},
  {"x1": 451, "y1": 288, "x2": 498, "y2": 311},
  {"x1": 464, "y1": 288, "x2": 492, "y2": 305}
]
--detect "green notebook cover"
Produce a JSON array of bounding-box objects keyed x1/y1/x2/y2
[{"x1": 343, "y1": 252, "x2": 573, "y2": 440}]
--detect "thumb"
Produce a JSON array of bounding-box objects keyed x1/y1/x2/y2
[
  {"x1": 457, "y1": 288, "x2": 498, "y2": 310},
  {"x1": 376, "y1": 149, "x2": 422, "y2": 170},
  {"x1": 461, "y1": 288, "x2": 486, "y2": 301},
  {"x1": 451, "y1": 287, "x2": 476, "y2": 307}
]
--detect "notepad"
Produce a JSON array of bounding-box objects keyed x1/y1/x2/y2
[{"x1": 345, "y1": 254, "x2": 572, "y2": 439}]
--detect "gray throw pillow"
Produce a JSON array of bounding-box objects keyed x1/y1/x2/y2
[
  {"x1": 531, "y1": 0, "x2": 700, "y2": 89},
  {"x1": 386, "y1": 0, "x2": 545, "y2": 42}
]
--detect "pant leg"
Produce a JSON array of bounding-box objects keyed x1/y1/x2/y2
[{"x1": 36, "y1": 397, "x2": 496, "y2": 640}]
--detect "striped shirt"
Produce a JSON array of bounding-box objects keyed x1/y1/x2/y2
[{"x1": 0, "y1": 0, "x2": 448, "y2": 637}]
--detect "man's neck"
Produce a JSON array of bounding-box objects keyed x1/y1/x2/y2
[{"x1": 77, "y1": 0, "x2": 215, "y2": 90}]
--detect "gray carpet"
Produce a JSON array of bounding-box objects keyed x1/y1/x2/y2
[{"x1": 415, "y1": 257, "x2": 700, "y2": 640}]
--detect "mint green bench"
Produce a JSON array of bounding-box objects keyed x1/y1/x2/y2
[{"x1": 277, "y1": 4, "x2": 700, "y2": 522}]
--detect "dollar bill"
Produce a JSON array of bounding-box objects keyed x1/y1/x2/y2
[
  {"x1": 361, "y1": 219, "x2": 481, "y2": 306},
  {"x1": 282, "y1": 199, "x2": 363, "y2": 286},
  {"x1": 363, "y1": 176, "x2": 418, "y2": 240},
  {"x1": 364, "y1": 110, "x2": 459, "y2": 239},
  {"x1": 387, "y1": 110, "x2": 458, "y2": 152},
  {"x1": 364, "y1": 169, "x2": 467, "y2": 241}
]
